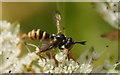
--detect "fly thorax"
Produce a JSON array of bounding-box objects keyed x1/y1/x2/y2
[{"x1": 55, "y1": 33, "x2": 66, "y2": 42}]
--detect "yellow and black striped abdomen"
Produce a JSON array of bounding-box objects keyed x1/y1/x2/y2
[{"x1": 28, "y1": 29, "x2": 51, "y2": 40}]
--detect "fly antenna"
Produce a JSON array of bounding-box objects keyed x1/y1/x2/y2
[{"x1": 75, "y1": 41, "x2": 87, "y2": 45}]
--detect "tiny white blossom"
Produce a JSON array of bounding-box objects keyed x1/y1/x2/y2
[
  {"x1": 38, "y1": 59, "x2": 46, "y2": 67},
  {"x1": 55, "y1": 52, "x2": 67, "y2": 62},
  {"x1": 79, "y1": 63, "x2": 93, "y2": 73}
]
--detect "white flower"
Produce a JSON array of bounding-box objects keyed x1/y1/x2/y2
[
  {"x1": 0, "y1": 21, "x2": 39, "y2": 73},
  {"x1": 79, "y1": 63, "x2": 93, "y2": 73},
  {"x1": 0, "y1": 21, "x2": 21, "y2": 73},
  {"x1": 38, "y1": 59, "x2": 46, "y2": 67},
  {"x1": 55, "y1": 52, "x2": 67, "y2": 62},
  {"x1": 94, "y1": 2, "x2": 119, "y2": 29}
]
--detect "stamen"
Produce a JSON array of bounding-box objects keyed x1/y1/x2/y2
[{"x1": 24, "y1": 42, "x2": 39, "y2": 53}]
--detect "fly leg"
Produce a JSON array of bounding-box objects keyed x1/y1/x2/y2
[{"x1": 36, "y1": 44, "x2": 57, "y2": 55}]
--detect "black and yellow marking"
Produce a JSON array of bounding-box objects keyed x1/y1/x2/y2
[
  {"x1": 28, "y1": 29, "x2": 51, "y2": 40},
  {"x1": 41, "y1": 31, "x2": 46, "y2": 40},
  {"x1": 28, "y1": 30, "x2": 34, "y2": 40},
  {"x1": 39, "y1": 30, "x2": 44, "y2": 39},
  {"x1": 31, "y1": 29, "x2": 35, "y2": 40},
  {"x1": 45, "y1": 32, "x2": 50, "y2": 39},
  {"x1": 36, "y1": 29, "x2": 40, "y2": 39}
]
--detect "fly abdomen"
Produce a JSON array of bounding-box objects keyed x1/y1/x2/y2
[{"x1": 28, "y1": 29, "x2": 51, "y2": 40}]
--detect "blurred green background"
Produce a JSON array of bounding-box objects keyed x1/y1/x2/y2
[{"x1": 2, "y1": 2, "x2": 118, "y2": 66}]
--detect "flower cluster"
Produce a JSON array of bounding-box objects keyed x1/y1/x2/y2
[
  {"x1": 0, "y1": 21, "x2": 119, "y2": 74},
  {"x1": 93, "y1": 1, "x2": 119, "y2": 29},
  {"x1": 0, "y1": 21, "x2": 39, "y2": 73}
]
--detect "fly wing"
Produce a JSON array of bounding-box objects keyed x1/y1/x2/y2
[{"x1": 39, "y1": 39, "x2": 53, "y2": 51}]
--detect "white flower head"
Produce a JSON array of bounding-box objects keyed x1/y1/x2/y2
[
  {"x1": 0, "y1": 21, "x2": 39, "y2": 73},
  {"x1": 94, "y1": 2, "x2": 119, "y2": 29},
  {"x1": 0, "y1": 21, "x2": 21, "y2": 73}
]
